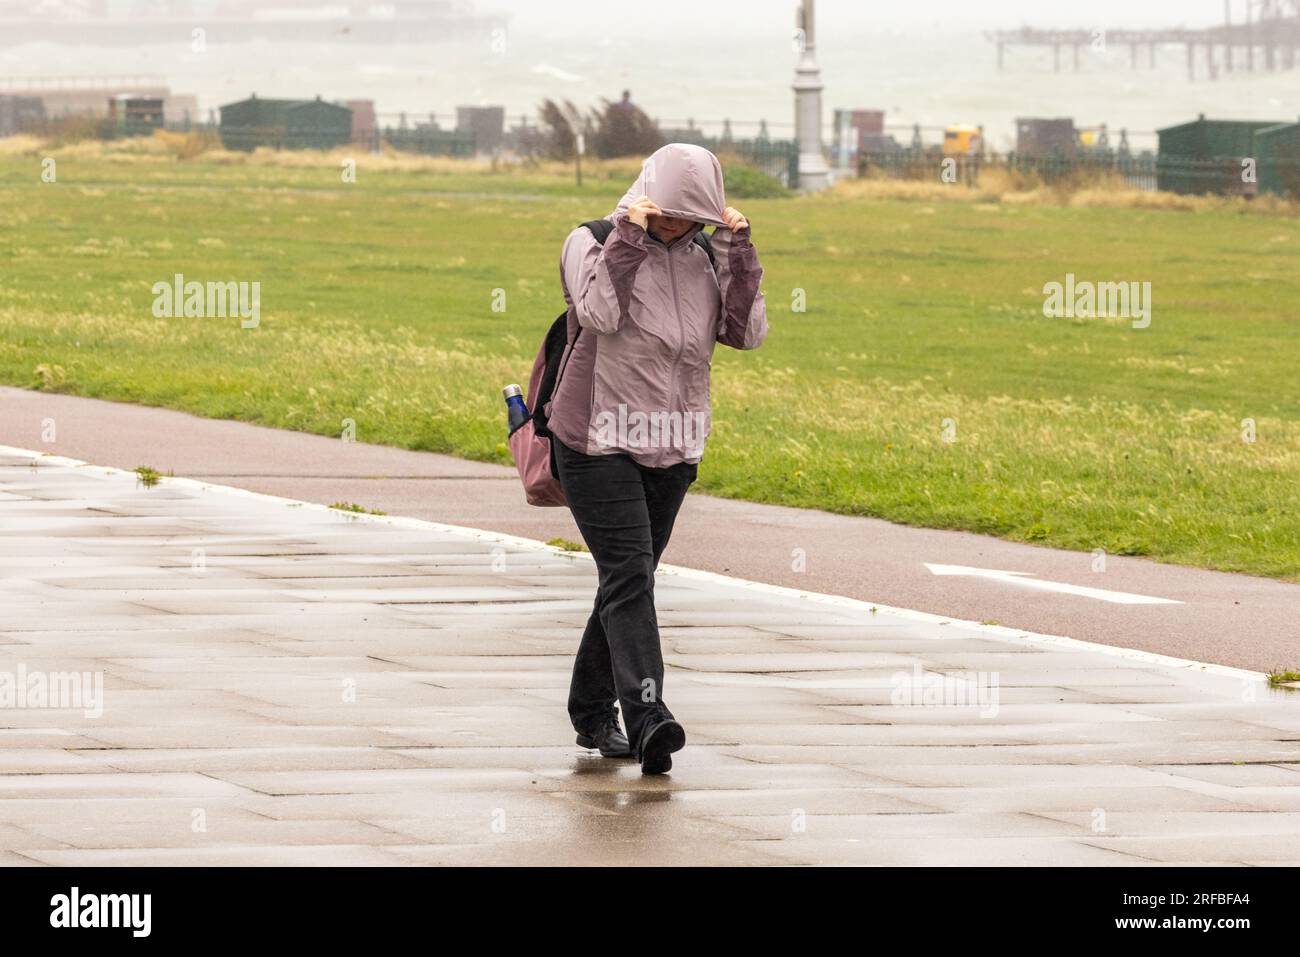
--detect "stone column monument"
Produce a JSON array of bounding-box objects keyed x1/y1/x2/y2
[{"x1": 793, "y1": 0, "x2": 831, "y2": 191}]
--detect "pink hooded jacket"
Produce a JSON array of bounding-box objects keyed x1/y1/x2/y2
[{"x1": 544, "y1": 143, "x2": 768, "y2": 469}]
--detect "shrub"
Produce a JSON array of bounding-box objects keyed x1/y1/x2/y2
[{"x1": 722, "y1": 163, "x2": 789, "y2": 199}]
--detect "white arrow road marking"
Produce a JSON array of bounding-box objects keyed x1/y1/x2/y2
[{"x1": 924, "y1": 563, "x2": 1182, "y2": 605}]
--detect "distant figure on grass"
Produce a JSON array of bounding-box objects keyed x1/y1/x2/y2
[{"x1": 546, "y1": 143, "x2": 768, "y2": 774}]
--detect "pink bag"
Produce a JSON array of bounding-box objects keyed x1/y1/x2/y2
[{"x1": 507, "y1": 332, "x2": 568, "y2": 507}]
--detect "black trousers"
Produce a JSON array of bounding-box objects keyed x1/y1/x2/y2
[{"x1": 553, "y1": 439, "x2": 698, "y2": 757}]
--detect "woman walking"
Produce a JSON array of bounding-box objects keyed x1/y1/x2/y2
[{"x1": 544, "y1": 143, "x2": 768, "y2": 774}]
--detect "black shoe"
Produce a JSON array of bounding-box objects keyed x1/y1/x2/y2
[
  {"x1": 639, "y1": 719, "x2": 686, "y2": 775},
  {"x1": 576, "y1": 719, "x2": 632, "y2": 758}
]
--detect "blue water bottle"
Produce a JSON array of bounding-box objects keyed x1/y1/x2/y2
[{"x1": 503, "y1": 384, "x2": 529, "y2": 434}]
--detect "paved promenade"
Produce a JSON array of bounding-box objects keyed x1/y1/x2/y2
[{"x1": 1, "y1": 446, "x2": 1299, "y2": 866}]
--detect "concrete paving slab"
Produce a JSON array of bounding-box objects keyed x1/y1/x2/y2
[
  {"x1": 1078, "y1": 834, "x2": 1300, "y2": 863},
  {"x1": 734, "y1": 835, "x2": 1135, "y2": 867},
  {"x1": 867, "y1": 785, "x2": 1255, "y2": 814},
  {"x1": 1, "y1": 447, "x2": 1298, "y2": 865},
  {"x1": 384, "y1": 837, "x2": 787, "y2": 867},
  {"x1": 713, "y1": 810, "x2": 1082, "y2": 841},
  {"x1": 238, "y1": 789, "x2": 588, "y2": 823},
  {"x1": 20, "y1": 845, "x2": 413, "y2": 867}
]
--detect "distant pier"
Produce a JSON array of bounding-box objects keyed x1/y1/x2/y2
[{"x1": 986, "y1": 1, "x2": 1300, "y2": 80}]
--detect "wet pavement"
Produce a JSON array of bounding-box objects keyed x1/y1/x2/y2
[{"x1": 2, "y1": 446, "x2": 1299, "y2": 866}]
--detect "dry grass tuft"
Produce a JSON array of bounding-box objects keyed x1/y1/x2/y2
[
  {"x1": 0, "y1": 134, "x2": 43, "y2": 155},
  {"x1": 827, "y1": 165, "x2": 1300, "y2": 216},
  {"x1": 5, "y1": 134, "x2": 649, "y2": 181}
]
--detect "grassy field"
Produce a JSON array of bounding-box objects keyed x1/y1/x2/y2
[{"x1": 2, "y1": 139, "x2": 1298, "y2": 580}]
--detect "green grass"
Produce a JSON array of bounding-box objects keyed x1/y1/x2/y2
[
  {"x1": 134, "y1": 465, "x2": 163, "y2": 488},
  {"x1": 329, "y1": 502, "x2": 386, "y2": 516},
  {"x1": 1, "y1": 148, "x2": 1297, "y2": 579},
  {"x1": 546, "y1": 538, "x2": 588, "y2": 553}
]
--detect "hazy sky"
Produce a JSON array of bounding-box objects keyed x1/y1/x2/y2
[{"x1": 505, "y1": 0, "x2": 1230, "y2": 34}]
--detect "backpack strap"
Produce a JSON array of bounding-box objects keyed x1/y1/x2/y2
[
  {"x1": 693, "y1": 230, "x2": 716, "y2": 268},
  {"x1": 529, "y1": 311, "x2": 570, "y2": 440},
  {"x1": 580, "y1": 218, "x2": 614, "y2": 244},
  {"x1": 532, "y1": 220, "x2": 616, "y2": 439},
  {"x1": 558, "y1": 218, "x2": 619, "y2": 381}
]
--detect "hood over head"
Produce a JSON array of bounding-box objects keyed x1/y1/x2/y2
[{"x1": 614, "y1": 143, "x2": 728, "y2": 230}]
